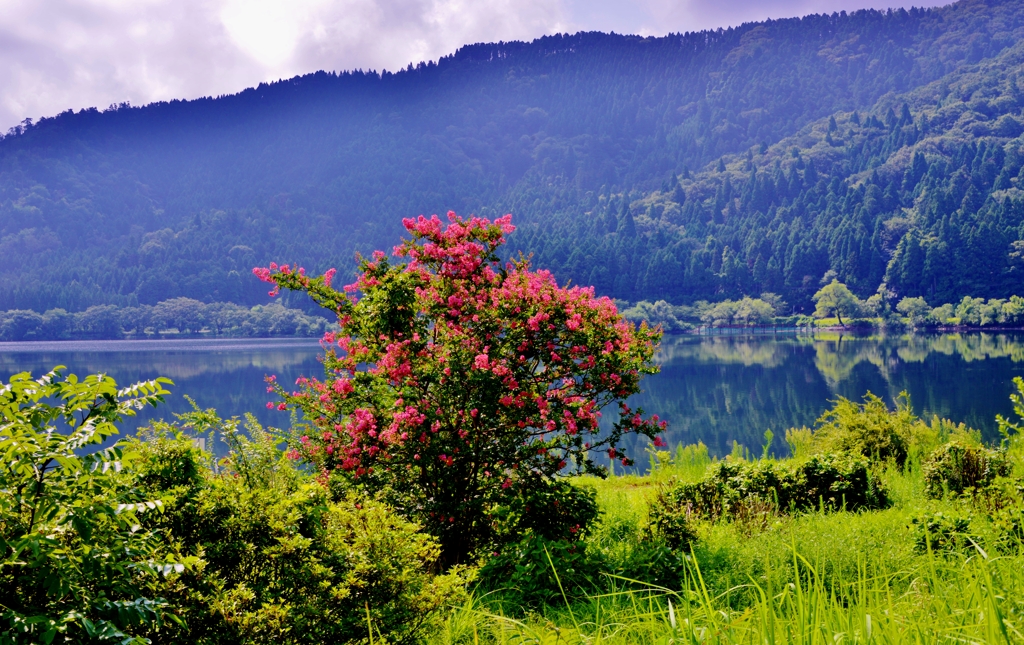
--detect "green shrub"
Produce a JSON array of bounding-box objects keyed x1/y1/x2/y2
[
  {"x1": 648, "y1": 484, "x2": 702, "y2": 548},
  {"x1": 653, "y1": 453, "x2": 889, "y2": 535},
  {"x1": 486, "y1": 476, "x2": 599, "y2": 547},
  {"x1": 991, "y1": 507, "x2": 1024, "y2": 551},
  {"x1": 604, "y1": 539, "x2": 686, "y2": 589},
  {"x1": 658, "y1": 461, "x2": 744, "y2": 523},
  {"x1": 922, "y1": 441, "x2": 1012, "y2": 499},
  {"x1": 0, "y1": 368, "x2": 185, "y2": 645},
  {"x1": 476, "y1": 533, "x2": 604, "y2": 610},
  {"x1": 474, "y1": 478, "x2": 602, "y2": 611},
  {"x1": 796, "y1": 453, "x2": 889, "y2": 511},
  {"x1": 131, "y1": 413, "x2": 467, "y2": 645},
  {"x1": 812, "y1": 393, "x2": 912, "y2": 467},
  {"x1": 910, "y1": 511, "x2": 974, "y2": 553}
]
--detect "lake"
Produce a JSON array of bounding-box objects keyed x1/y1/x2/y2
[
  {"x1": 0, "y1": 338, "x2": 324, "y2": 447},
  {"x1": 2, "y1": 333, "x2": 1023, "y2": 464}
]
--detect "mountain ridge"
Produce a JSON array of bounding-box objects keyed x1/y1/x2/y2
[{"x1": 1, "y1": 0, "x2": 1022, "y2": 313}]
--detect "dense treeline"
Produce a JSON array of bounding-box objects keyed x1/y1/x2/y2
[
  {"x1": 623, "y1": 292, "x2": 1024, "y2": 332},
  {"x1": 0, "y1": 298, "x2": 330, "y2": 341},
  {"x1": 2, "y1": 0, "x2": 1024, "y2": 312}
]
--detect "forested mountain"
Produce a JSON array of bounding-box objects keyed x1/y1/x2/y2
[
  {"x1": 573, "y1": 37, "x2": 1024, "y2": 309},
  {"x1": 2, "y1": 0, "x2": 1023, "y2": 313}
]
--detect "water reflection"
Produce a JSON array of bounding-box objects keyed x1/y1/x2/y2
[
  {"x1": 0, "y1": 339, "x2": 323, "y2": 439},
  {"x1": 620, "y1": 332, "x2": 1024, "y2": 459},
  {"x1": 2, "y1": 333, "x2": 1023, "y2": 464}
]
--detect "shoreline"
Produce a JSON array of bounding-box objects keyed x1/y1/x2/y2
[
  {"x1": 678, "y1": 324, "x2": 1024, "y2": 335},
  {"x1": 0, "y1": 336, "x2": 324, "y2": 352}
]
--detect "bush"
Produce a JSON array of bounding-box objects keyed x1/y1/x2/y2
[
  {"x1": 991, "y1": 507, "x2": 1024, "y2": 551},
  {"x1": 131, "y1": 413, "x2": 466, "y2": 645},
  {"x1": 487, "y1": 477, "x2": 600, "y2": 547},
  {"x1": 187, "y1": 484, "x2": 463, "y2": 644},
  {"x1": 652, "y1": 453, "x2": 889, "y2": 535},
  {"x1": 648, "y1": 484, "x2": 702, "y2": 548},
  {"x1": 476, "y1": 533, "x2": 604, "y2": 610},
  {"x1": 910, "y1": 511, "x2": 974, "y2": 554},
  {"x1": 812, "y1": 393, "x2": 912, "y2": 467},
  {"x1": 476, "y1": 479, "x2": 602, "y2": 611},
  {"x1": 797, "y1": 453, "x2": 889, "y2": 511},
  {"x1": 922, "y1": 441, "x2": 1012, "y2": 499}
]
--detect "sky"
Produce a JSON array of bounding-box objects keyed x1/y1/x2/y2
[{"x1": 0, "y1": 0, "x2": 948, "y2": 132}]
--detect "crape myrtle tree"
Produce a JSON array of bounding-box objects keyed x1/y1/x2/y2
[{"x1": 254, "y1": 213, "x2": 665, "y2": 566}]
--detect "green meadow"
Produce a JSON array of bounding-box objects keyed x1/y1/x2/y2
[{"x1": 435, "y1": 400, "x2": 1024, "y2": 644}]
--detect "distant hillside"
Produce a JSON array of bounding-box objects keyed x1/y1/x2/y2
[
  {"x1": 586, "y1": 38, "x2": 1024, "y2": 309},
  {"x1": 1, "y1": 0, "x2": 1022, "y2": 313}
]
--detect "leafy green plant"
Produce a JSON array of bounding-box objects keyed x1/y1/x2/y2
[
  {"x1": 486, "y1": 476, "x2": 599, "y2": 547},
  {"x1": 654, "y1": 452, "x2": 889, "y2": 531},
  {"x1": 796, "y1": 453, "x2": 889, "y2": 511},
  {"x1": 647, "y1": 485, "x2": 700, "y2": 549},
  {"x1": 0, "y1": 368, "x2": 185, "y2": 644},
  {"x1": 997, "y1": 375, "x2": 1024, "y2": 447},
  {"x1": 910, "y1": 511, "x2": 974, "y2": 554},
  {"x1": 477, "y1": 533, "x2": 604, "y2": 610},
  {"x1": 811, "y1": 392, "x2": 912, "y2": 467},
  {"x1": 990, "y1": 506, "x2": 1024, "y2": 552},
  {"x1": 922, "y1": 441, "x2": 1012, "y2": 499}
]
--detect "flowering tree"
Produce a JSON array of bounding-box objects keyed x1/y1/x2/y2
[{"x1": 254, "y1": 213, "x2": 664, "y2": 566}]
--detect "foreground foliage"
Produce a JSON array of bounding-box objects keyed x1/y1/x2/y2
[
  {"x1": 0, "y1": 368, "x2": 179, "y2": 644},
  {"x1": 0, "y1": 370, "x2": 463, "y2": 645},
  {"x1": 131, "y1": 415, "x2": 466, "y2": 645},
  {"x1": 3, "y1": 368, "x2": 1024, "y2": 643}
]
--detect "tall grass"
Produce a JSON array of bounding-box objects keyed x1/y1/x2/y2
[{"x1": 438, "y1": 539, "x2": 1024, "y2": 643}]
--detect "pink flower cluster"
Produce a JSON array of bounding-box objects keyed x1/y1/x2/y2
[{"x1": 257, "y1": 211, "x2": 665, "y2": 505}]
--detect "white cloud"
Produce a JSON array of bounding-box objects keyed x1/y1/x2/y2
[
  {"x1": 0, "y1": 0, "x2": 567, "y2": 130},
  {"x1": 0, "y1": 0, "x2": 947, "y2": 132},
  {"x1": 0, "y1": 0, "x2": 259, "y2": 129}
]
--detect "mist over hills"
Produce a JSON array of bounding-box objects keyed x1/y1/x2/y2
[{"x1": 1, "y1": 0, "x2": 1023, "y2": 314}]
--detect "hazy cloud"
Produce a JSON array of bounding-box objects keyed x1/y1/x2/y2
[{"x1": 1, "y1": 0, "x2": 946, "y2": 131}]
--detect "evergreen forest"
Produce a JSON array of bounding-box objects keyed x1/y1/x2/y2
[{"x1": 2, "y1": 0, "x2": 1024, "y2": 315}]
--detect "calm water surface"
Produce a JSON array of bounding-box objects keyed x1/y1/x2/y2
[
  {"x1": 0, "y1": 338, "x2": 323, "y2": 443},
  {"x1": 2, "y1": 333, "x2": 1023, "y2": 461}
]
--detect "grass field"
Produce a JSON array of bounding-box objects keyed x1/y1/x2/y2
[{"x1": 430, "y1": 432, "x2": 1024, "y2": 644}]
